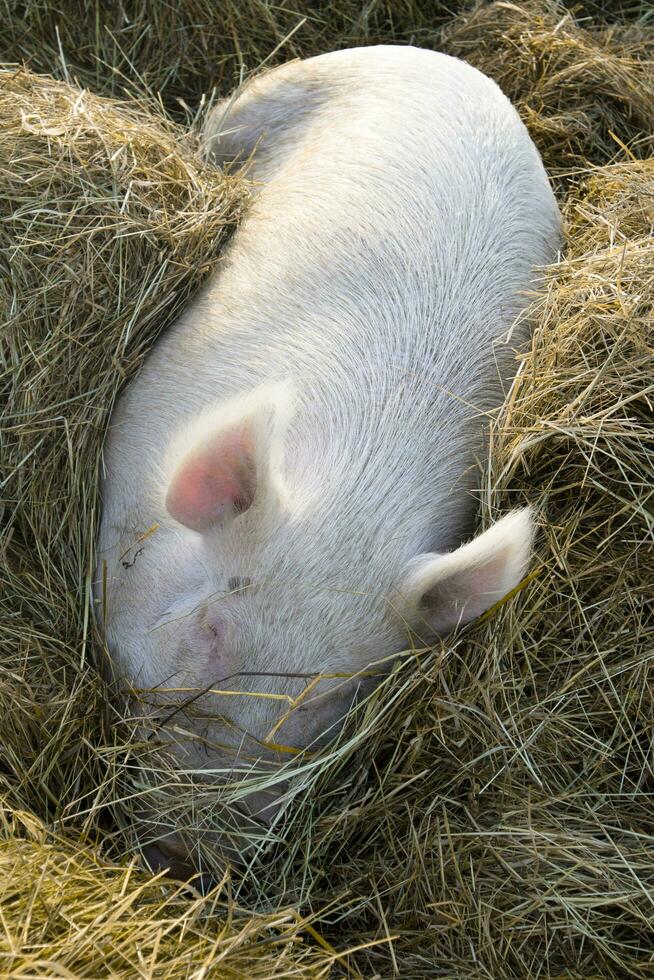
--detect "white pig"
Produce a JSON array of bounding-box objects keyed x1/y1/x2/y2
[{"x1": 95, "y1": 45, "x2": 561, "y2": 872}]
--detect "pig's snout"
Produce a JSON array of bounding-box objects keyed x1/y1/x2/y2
[
  {"x1": 137, "y1": 780, "x2": 285, "y2": 885},
  {"x1": 141, "y1": 838, "x2": 217, "y2": 892}
]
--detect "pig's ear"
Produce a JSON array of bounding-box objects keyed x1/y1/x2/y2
[
  {"x1": 398, "y1": 509, "x2": 535, "y2": 636},
  {"x1": 165, "y1": 382, "x2": 293, "y2": 533}
]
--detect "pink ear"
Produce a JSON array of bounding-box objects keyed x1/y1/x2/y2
[
  {"x1": 399, "y1": 509, "x2": 535, "y2": 636},
  {"x1": 165, "y1": 424, "x2": 256, "y2": 532}
]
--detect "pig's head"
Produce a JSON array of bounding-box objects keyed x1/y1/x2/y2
[{"x1": 109, "y1": 381, "x2": 534, "y2": 877}]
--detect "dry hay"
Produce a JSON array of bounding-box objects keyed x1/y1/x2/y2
[
  {"x1": 0, "y1": 0, "x2": 464, "y2": 115},
  {"x1": 1, "y1": 1, "x2": 654, "y2": 977},
  {"x1": 443, "y1": 0, "x2": 654, "y2": 172},
  {"x1": 0, "y1": 814, "x2": 331, "y2": 978}
]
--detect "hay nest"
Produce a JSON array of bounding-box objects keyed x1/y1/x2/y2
[
  {"x1": 0, "y1": 0, "x2": 464, "y2": 114},
  {"x1": 2, "y1": 1, "x2": 654, "y2": 976}
]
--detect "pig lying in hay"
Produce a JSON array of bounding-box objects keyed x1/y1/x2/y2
[{"x1": 96, "y1": 45, "x2": 561, "y2": 876}]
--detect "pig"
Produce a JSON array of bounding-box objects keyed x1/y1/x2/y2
[{"x1": 95, "y1": 45, "x2": 561, "y2": 876}]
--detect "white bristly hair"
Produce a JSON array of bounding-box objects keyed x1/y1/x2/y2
[{"x1": 95, "y1": 45, "x2": 562, "y2": 865}]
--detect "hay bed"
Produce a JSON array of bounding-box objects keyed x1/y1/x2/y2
[{"x1": 1, "y1": 1, "x2": 653, "y2": 977}]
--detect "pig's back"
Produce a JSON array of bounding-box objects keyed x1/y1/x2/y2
[{"x1": 101, "y1": 46, "x2": 560, "y2": 548}]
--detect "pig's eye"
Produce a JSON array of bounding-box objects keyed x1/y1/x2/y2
[{"x1": 227, "y1": 576, "x2": 251, "y2": 592}]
